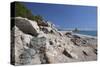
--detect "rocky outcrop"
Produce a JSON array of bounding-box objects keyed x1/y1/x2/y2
[
  {"x1": 15, "y1": 17, "x2": 40, "y2": 36},
  {"x1": 11, "y1": 17, "x2": 97, "y2": 65}
]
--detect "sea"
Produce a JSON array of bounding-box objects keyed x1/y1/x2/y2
[
  {"x1": 57, "y1": 28, "x2": 97, "y2": 36},
  {"x1": 74, "y1": 31, "x2": 97, "y2": 36}
]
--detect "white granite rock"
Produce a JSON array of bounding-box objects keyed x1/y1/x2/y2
[{"x1": 11, "y1": 17, "x2": 97, "y2": 65}]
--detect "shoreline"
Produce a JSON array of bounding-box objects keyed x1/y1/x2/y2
[
  {"x1": 72, "y1": 33, "x2": 97, "y2": 39},
  {"x1": 59, "y1": 30, "x2": 97, "y2": 39}
]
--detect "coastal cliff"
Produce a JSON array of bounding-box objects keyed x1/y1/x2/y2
[{"x1": 11, "y1": 17, "x2": 97, "y2": 65}]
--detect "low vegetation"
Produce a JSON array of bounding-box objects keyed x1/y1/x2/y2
[{"x1": 14, "y1": 2, "x2": 48, "y2": 26}]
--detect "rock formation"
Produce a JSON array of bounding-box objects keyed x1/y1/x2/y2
[{"x1": 11, "y1": 17, "x2": 97, "y2": 65}]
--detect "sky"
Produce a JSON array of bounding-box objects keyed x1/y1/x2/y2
[{"x1": 23, "y1": 2, "x2": 97, "y2": 31}]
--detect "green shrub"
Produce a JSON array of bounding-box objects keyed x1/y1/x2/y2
[
  {"x1": 15, "y1": 2, "x2": 43, "y2": 21},
  {"x1": 13, "y1": 2, "x2": 48, "y2": 26},
  {"x1": 15, "y1": 2, "x2": 34, "y2": 20}
]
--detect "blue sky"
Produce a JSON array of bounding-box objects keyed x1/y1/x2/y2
[{"x1": 23, "y1": 2, "x2": 97, "y2": 31}]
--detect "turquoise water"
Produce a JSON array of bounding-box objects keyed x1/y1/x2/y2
[{"x1": 75, "y1": 31, "x2": 97, "y2": 36}]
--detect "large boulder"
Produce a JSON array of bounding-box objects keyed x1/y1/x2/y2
[
  {"x1": 15, "y1": 17, "x2": 40, "y2": 36},
  {"x1": 11, "y1": 26, "x2": 41, "y2": 65}
]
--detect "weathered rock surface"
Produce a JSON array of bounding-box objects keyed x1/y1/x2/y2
[
  {"x1": 15, "y1": 17, "x2": 40, "y2": 36},
  {"x1": 11, "y1": 17, "x2": 97, "y2": 65},
  {"x1": 11, "y1": 26, "x2": 41, "y2": 65}
]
